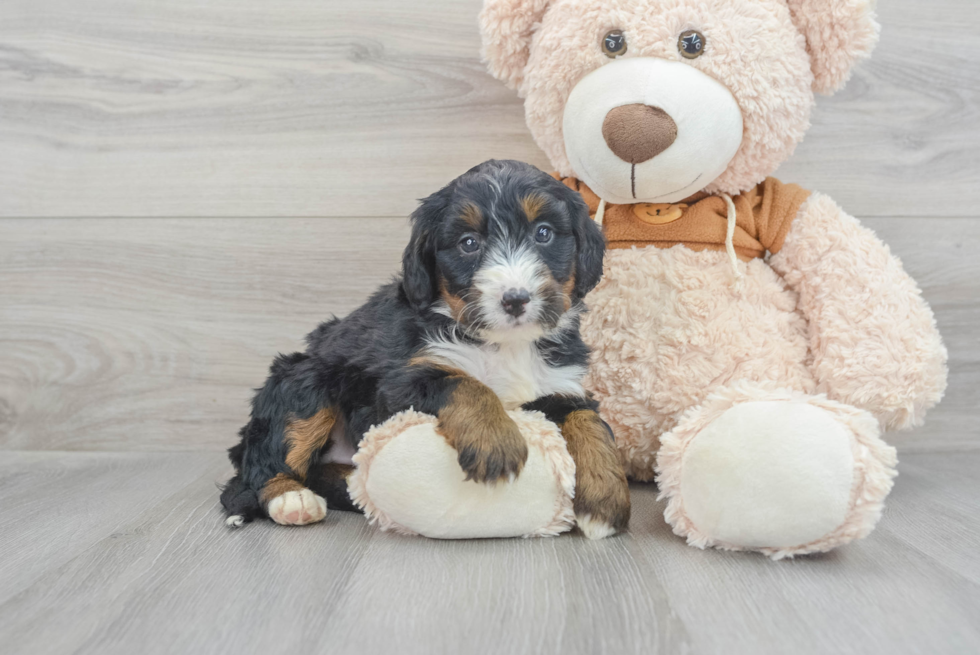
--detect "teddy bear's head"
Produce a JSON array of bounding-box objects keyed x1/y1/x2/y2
[{"x1": 481, "y1": 0, "x2": 879, "y2": 204}]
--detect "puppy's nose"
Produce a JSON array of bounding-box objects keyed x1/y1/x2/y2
[
  {"x1": 502, "y1": 288, "x2": 531, "y2": 317},
  {"x1": 602, "y1": 104, "x2": 678, "y2": 164}
]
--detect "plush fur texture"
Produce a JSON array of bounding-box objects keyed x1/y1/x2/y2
[
  {"x1": 581, "y1": 197, "x2": 947, "y2": 481},
  {"x1": 581, "y1": 245, "x2": 815, "y2": 480},
  {"x1": 481, "y1": 0, "x2": 946, "y2": 555},
  {"x1": 787, "y1": 0, "x2": 880, "y2": 94},
  {"x1": 770, "y1": 194, "x2": 949, "y2": 431},
  {"x1": 349, "y1": 409, "x2": 577, "y2": 538},
  {"x1": 221, "y1": 160, "x2": 631, "y2": 537},
  {"x1": 656, "y1": 381, "x2": 898, "y2": 559}
]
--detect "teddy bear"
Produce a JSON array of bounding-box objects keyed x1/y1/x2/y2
[{"x1": 477, "y1": 0, "x2": 949, "y2": 557}]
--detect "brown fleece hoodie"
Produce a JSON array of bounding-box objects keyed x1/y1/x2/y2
[{"x1": 554, "y1": 175, "x2": 812, "y2": 261}]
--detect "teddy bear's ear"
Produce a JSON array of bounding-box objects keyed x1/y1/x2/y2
[
  {"x1": 787, "y1": 0, "x2": 881, "y2": 95},
  {"x1": 480, "y1": 0, "x2": 553, "y2": 90}
]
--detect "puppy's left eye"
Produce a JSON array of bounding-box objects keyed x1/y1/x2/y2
[
  {"x1": 534, "y1": 225, "x2": 554, "y2": 244},
  {"x1": 458, "y1": 235, "x2": 481, "y2": 254}
]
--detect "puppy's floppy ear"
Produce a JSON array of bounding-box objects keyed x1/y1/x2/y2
[
  {"x1": 402, "y1": 187, "x2": 451, "y2": 309},
  {"x1": 787, "y1": 0, "x2": 880, "y2": 95},
  {"x1": 564, "y1": 188, "x2": 606, "y2": 300},
  {"x1": 480, "y1": 0, "x2": 553, "y2": 90}
]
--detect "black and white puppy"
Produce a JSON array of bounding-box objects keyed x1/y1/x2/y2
[{"x1": 220, "y1": 160, "x2": 630, "y2": 538}]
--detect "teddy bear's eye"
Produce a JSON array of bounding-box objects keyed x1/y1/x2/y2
[
  {"x1": 602, "y1": 30, "x2": 627, "y2": 58},
  {"x1": 678, "y1": 30, "x2": 706, "y2": 59}
]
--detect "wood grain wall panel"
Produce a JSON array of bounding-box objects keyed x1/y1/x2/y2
[{"x1": 0, "y1": 0, "x2": 977, "y2": 218}]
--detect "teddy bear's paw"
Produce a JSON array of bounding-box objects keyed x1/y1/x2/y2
[
  {"x1": 350, "y1": 410, "x2": 578, "y2": 539},
  {"x1": 267, "y1": 488, "x2": 327, "y2": 526},
  {"x1": 678, "y1": 401, "x2": 855, "y2": 550},
  {"x1": 658, "y1": 387, "x2": 897, "y2": 556}
]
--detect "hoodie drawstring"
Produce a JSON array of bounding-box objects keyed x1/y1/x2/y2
[
  {"x1": 593, "y1": 193, "x2": 742, "y2": 288},
  {"x1": 721, "y1": 193, "x2": 743, "y2": 289}
]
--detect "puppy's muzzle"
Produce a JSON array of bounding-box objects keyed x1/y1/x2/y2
[{"x1": 501, "y1": 287, "x2": 531, "y2": 318}]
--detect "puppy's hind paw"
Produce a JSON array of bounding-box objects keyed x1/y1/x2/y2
[
  {"x1": 576, "y1": 514, "x2": 618, "y2": 540},
  {"x1": 267, "y1": 489, "x2": 327, "y2": 526}
]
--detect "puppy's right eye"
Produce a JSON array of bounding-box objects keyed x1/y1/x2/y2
[
  {"x1": 458, "y1": 236, "x2": 481, "y2": 254},
  {"x1": 602, "y1": 30, "x2": 627, "y2": 58}
]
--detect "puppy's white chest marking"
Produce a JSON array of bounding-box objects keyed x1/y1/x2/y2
[{"x1": 423, "y1": 339, "x2": 586, "y2": 409}]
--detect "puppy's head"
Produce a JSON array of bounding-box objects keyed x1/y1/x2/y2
[{"x1": 402, "y1": 160, "x2": 604, "y2": 343}]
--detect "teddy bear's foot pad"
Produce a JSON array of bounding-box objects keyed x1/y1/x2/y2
[
  {"x1": 267, "y1": 489, "x2": 327, "y2": 526},
  {"x1": 658, "y1": 385, "x2": 898, "y2": 557},
  {"x1": 680, "y1": 401, "x2": 855, "y2": 549}
]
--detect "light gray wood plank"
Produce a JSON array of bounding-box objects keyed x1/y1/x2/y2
[
  {"x1": 1, "y1": 216, "x2": 976, "y2": 452},
  {"x1": 623, "y1": 454, "x2": 980, "y2": 655},
  {"x1": 319, "y1": 526, "x2": 688, "y2": 655},
  {"x1": 0, "y1": 0, "x2": 541, "y2": 218},
  {"x1": 0, "y1": 451, "x2": 227, "y2": 604},
  {"x1": 883, "y1": 452, "x2": 980, "y2": 585},
  {"x1": 0, "y1": 217, "x2": 410, "y2": 451},
  {"x1": 779, "y1": 0, "x2": 980, "y2": 214},
  {"x1": 0, "y1": 451, "x2": 977, "y2": 655},
  {"x1": 0, "y1": 452, "x2": 381, "y2": 655},
  {"x1": 0, "y1": 0, "x2": 978, "y2": 218}
]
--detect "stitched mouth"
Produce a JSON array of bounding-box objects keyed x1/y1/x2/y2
[
  {"x1": 641, "y1": 173, "x2": 703, "y2": 202},
  {"x1": 578, "y1": 159, "x2": 702, "y2": 203}
]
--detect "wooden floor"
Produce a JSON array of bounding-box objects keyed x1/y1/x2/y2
[
  {"x1": 1, "y1": 0, "x2": 979, "y2": 653},
  {"x1": 0, "y1": 451, "x2": 977, "y2": 655}
]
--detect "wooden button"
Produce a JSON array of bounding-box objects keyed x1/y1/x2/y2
[{"x1": 633, "y1": 203, "x2": 687, "y2": 225}]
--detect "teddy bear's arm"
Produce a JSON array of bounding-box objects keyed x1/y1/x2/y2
[{"x1": 768, "y1": 193, "x2": 948, "y2": 432}]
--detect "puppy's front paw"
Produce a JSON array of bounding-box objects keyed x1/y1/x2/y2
[
  {"x1": 436, "y1": 377, "x2": 529, "y2": 484},
  {"x1": 451, "y1": 415, "x2": 528, "y2": 484},
  {"x1": 574, "y1": 468, "x2": 631, "y2": 539},
  {"x1": 266, "y1": 488, "x2": 327, "y2": 526}
]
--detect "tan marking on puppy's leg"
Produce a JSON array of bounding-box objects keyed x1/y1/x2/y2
[
  {"x1": 284, "y1": 407, "x2": 337, "y2": 480},
  {"x1": 407, "y1": 357, "x2": 468, "y2": 378},
  {"x1": 562, "y1": 410, "x2": 631, "y2": 538},
  {"x1": 438, "y1": 375, "x2": 528, "y2": 484},
  {"x1": 262, "y1": 474, "x2": 327, "y2": 526},
  {"x1": 261, "y1": 473, "x2": 305, "y2": 504},
  {"x1": 521, "y1": 194, "x2": 547, "y2": 222}
]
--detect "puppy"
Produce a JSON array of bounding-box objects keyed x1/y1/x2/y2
[{"x1": 220, "y1": 160, "x2": 631, "y2": 538}]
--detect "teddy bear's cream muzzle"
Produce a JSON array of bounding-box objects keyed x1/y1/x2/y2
[{"x1": 562, "y1": 57, "x2": 743, "y2": 206}]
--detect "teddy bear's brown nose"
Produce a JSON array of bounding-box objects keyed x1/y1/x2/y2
[{"x1": 602, "y1": 104, "x2": 678, "y2": 164}]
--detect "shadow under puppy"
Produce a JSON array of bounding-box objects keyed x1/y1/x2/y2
[{"x1": 221, "y1": 160, "x2": 630, "y2": 538}]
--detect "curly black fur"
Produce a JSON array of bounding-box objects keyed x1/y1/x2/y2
[{"x1": 220, "y1": 160, "x2": 607, "y2": 525}]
